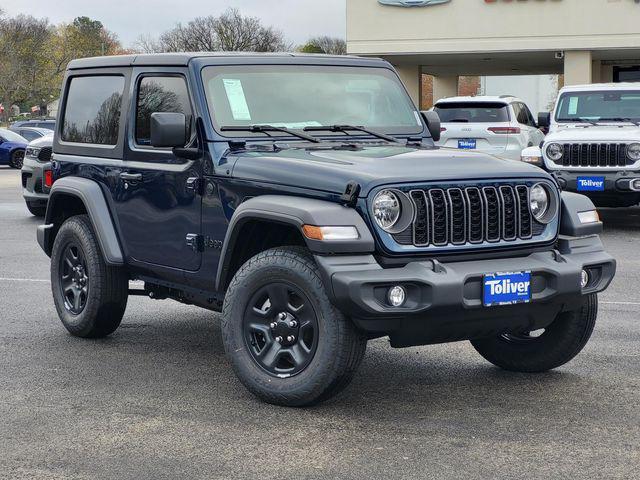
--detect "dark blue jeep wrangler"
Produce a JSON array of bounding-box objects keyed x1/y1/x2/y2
[{"x1": 38, "y1": 53, "x2": 616, "y2": 406}]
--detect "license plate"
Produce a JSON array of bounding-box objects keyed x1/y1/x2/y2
[
  {"x1": 458, "y1": 139, "x2": 476, "y2": 149},
  {"x1": 577, "y1": 176, "x2": 605, "y2": 191},
  {"x1": 483, "y1": 271, "x2": 531, "y2": 307}
]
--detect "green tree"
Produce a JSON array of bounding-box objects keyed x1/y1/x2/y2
[{"x1": 298, "y1": 36, "x2": 347, "y2": 55}]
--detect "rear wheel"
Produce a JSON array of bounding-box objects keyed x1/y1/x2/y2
[
  {"x1": 471, "y1": 294, "x2": 597, "y2": 372},
  {"x1": 9, "y1": 149, "x2": 24, "y2": 169},
  {"x1": 51, "y1": 215, "x2": 128, "y2": 338},
  {"x1": 25, "y1": 201, "x2": 46, "y2": 217},
  {"x1": 222, "y1": 246, "x2": 367, "y2": 407}
]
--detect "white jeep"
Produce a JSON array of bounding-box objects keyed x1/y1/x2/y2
[{"x1": 522, "y1": 83, "x2": 640, "y2": 207}]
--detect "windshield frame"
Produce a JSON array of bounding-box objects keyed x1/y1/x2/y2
[
  {"x1": 199, "y1": 62, "x2": 425, "y2": 142},
  {"x1": 555, "y1": 89, "x2": 640, "y2": 123}
]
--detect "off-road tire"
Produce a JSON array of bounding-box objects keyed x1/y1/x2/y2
[
  {"x1": 9, "y1": 149, "x2": 24, "y2": 169},
  {"x1": 51, "y1": 215, "x2": 128, "y2": 338},
  {"x1": 222, "y1": 246, "x2": 367, "y2": 407},
  {"x1": 25, "y1": 201, "x2": 46, "y2": 217},
  {"x1": 471, "y1": 294, "x2": 598, "y2": 372}
]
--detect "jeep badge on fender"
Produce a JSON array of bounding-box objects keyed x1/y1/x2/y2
[{"x1": 37, "y1": 53, "x2": 615, "y2": 407}]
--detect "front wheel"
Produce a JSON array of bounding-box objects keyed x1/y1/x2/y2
[
  {"x1": 471, "y1": 294, "x2": 598, "y2": 372},
  {"x1": 221, "y1": 246, "x2": 367, "y2": 407},
  {"x1": 9, "y1": 149, "x2": 24, "y2": 169}
]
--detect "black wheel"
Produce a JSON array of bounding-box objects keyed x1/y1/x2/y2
[
  {"x1": 25, "y1": 201, "x2": 46, "y2": 217},
  {"x1": 222, "y1": 246, "x2": 367, "y2": 407},
  {"x1": 471, "y1": 294, "x2": 598, "y2": 372},
  {"x1": 51, "y1": 215, "x2": 128, "y2": 338},
  {"x1": 9, "y1": 149, "x2": 24, "y2": 169}
]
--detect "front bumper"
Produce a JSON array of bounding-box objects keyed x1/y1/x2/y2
[
  {"x1": 551, "y1": 170, "x2": 640, "y2": 206},
  {"x1": 316, "y1": 235, "x2": 615, "y2": 347},
  {"x1": 21, "y1": 157, "x2": 50, "y2": 204}
]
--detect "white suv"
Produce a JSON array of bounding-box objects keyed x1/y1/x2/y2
[
  {"x1": 522, "y1": 83, "x2": 640, "y2": 207},
  {"x1": 433, "y1": 96, "x2": 546, "y2": 160}
]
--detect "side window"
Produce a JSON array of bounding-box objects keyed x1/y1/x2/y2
[
  {"x1": 20, "y1": 130, "x2": 38, "y2": 141},
  {"x1": 513, "y1": 103, "x2": 527, "y2": 125},
  {"x1": 522, "y1": 104, "x2": 536, "y2": 127},
  {"x1": 135, "y1": 76, "x2": 192, "y2": 146},
  {"x1": 510, "y1": 103, "x2": 521, "y2": 124},
  {"x1": 61, "y1": 76, "x2": 125, "y2": 145}
]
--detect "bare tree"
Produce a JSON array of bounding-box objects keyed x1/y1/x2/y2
[
  {"x1": 136, "y1": 8, "x2": 289, "y2": 54},
  {"x1": 133, "y1": 33, "x2": 164, "y2": 54},
  {"x1": 299, "y1": 36, "x2": 347, "y2": 55}
]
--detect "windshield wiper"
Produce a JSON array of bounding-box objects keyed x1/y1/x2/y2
[
  {"x1": 557, "y1": 118, "x2": 599, "y2": 126},
  {"x1": 220, "y1": 125, "x2": 320, "y2": 143},
  {"x1": 601, "y1": 118, "x2": 640, "y2": 126},
  {"x1": 303, "y1": 125, "x2": 399, "y2": 143}
]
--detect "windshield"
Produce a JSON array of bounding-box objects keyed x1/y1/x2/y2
[
  {"x1": 0, "y1": 129, "x2": 27, "y2": 143},
  {"x1": 201, "y1": 65, "x2": 422, "y2": 138},
  {"x1": 556, "y1": 90, "x2": 640, "y2": 122},
  {"x1": 434, "y1": 102, "x2": 510, "y2": 123}
]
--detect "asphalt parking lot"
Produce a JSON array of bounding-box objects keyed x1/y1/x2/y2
[{"x1": 0, "y1": 166, "x2": 638, "y2": 480}]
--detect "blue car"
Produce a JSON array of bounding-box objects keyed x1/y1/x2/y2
[{"x1": 0, "y1": 128, "x2": 28, "y2": 169}]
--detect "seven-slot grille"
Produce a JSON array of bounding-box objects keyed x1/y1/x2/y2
[
  {"x1": 554, "y1": 143, "x2": 631, "y2": 167},
  {"x1": 397, "y1": 185, "x2": 535, "y2": 248}
]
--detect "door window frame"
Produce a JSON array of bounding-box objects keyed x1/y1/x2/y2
[{"x1": 125, "y1": 68, "x2": 198, "y2": 163}]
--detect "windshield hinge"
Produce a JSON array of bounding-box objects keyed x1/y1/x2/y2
[{"x1": 340, "y1": 181, "x2": 361, "y2": 208}]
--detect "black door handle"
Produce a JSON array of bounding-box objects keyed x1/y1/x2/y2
[{"x1": 120, "y1": 173, "x2": 142, "y2": 181}]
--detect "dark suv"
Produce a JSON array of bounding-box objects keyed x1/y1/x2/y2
[{"x1": 38, "y1": 53, "x2": 615, "y2": 406}]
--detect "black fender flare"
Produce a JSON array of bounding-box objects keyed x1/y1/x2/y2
[
  {"x1": 215, "y1": 195, "x2": 375, "y2": 291},
  {"x1": 38, "y1": 177, "x2": 124, "y2": 265},
  {"x1": 559, "y1": 191, "x2": 603, "y2": 237}
]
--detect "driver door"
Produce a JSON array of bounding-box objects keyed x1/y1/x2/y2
[{"x1": 110, "y1": 70, "x2": 203, "y2": 272}]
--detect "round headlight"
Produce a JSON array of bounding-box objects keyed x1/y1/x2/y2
[
  {"x1": 627, "y1": 143, "x2": 640, "y2": 161},
  {"x1": 546, "y1": 143, "x2": 564, "y2": 162},
  {"x1": 530, "y1": 183, "x2": 550, "y2": 221},
  {"x1": 373, "y1": 190, "x2": 401, "y2": 231}
]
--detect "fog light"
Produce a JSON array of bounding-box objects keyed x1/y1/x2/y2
[
  {"x1": 632, "y1": 179, "x2": 640, "y2": 191},
  {"x1": 581, "y1": 269, "x2": 590, "y2": 289},
  {"x1": 388, "y1": 285, "x2": 406, "y2": 307}
]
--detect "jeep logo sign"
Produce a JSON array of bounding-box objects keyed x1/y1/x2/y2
[{"x1": 379, "y1": 0, "x2": 451, "y2": 7}]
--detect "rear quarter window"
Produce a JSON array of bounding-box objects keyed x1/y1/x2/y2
[
  {"x1": 434, "y1": 102, "x2": 509, "y2": 123},
  {"x1": 61, "y1": 75, "x2": 125, "y2": 145}
]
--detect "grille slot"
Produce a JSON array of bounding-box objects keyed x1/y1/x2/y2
[
  {"x1": 396, "y1": 184, "x2": 539, "y2": 248},
  {"x1": 559, "y1": 143, "x2": 629, "y2": 167}
]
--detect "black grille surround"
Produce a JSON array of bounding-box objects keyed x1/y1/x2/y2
[
  {"x1": 37, "y1": 147, "x2": 52, "y2": 163},
  {"x1": 550, "y1": 142, "x2": 633, "y2": 168},
  {"x1": 380, "y1": 180, "x2": 557, "y2": 253}
]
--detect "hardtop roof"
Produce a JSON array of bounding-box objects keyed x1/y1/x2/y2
[
  {"x1": 559, "y1": 83, "x2": 640, "y2": 93},
  {"x1": 434, "y1": 95, "x2": 520, "y2": 105},
  {"x1": 67, "y1": 52, "x2": 389, "y2": 70}
]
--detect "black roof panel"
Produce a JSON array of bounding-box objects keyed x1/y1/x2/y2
[{"x1": 67, "y1": 52, "x2": 387, "y2": 70}]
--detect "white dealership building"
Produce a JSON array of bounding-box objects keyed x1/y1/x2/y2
[{"x1": 346, "y1": 0, "x2": 640, "y2": 109}]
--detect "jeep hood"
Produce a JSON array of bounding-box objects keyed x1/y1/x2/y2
[
  {"x1": 549, "y1": 125, "x2": 640, "y2": 143},
  {"x1": 228, "y1": 144, "x2": 550, "y2": 196}
]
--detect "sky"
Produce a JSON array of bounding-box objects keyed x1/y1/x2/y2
[{"x1": 1, "y1": 0, "x2": 347, "y2": 48}]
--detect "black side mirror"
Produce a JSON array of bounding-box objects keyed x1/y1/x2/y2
[
  {"x1": 538, "y1": 112, "x2": 551, "y2": 129},
  {"x1": 150, "y1": 112, "x2": 187, "y2": 148},
  {"x1": 421, "y1": 111, "x2": 441, "y2": 142}
]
